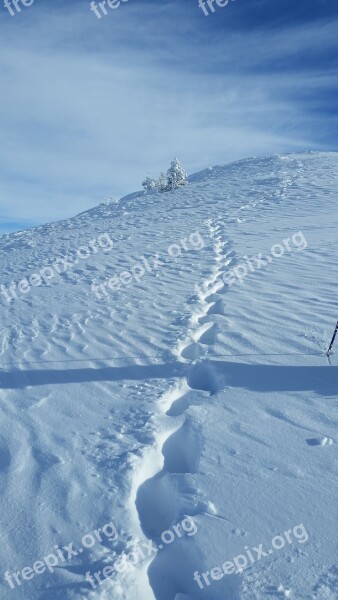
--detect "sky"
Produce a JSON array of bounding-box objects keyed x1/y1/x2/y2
[{"x1": 0, "y1": 0, "x2": 337, "y2": 234}]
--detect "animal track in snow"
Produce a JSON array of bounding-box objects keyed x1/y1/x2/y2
[{"x1": 131, "y1": 218, "x2": 234, "y2": 599}]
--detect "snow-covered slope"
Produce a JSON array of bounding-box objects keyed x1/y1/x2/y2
[{"x1": 0, "y1": 152, "x2": 337, "y2": 600}]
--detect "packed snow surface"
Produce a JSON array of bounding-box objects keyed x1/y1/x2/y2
[{"x1": 0, "y1": 152, "x2": 337, "y2": 600}]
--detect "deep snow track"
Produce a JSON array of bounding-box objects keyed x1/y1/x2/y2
[{"x1": 131, "y1": 218, "x2": 242, "y2": 600}]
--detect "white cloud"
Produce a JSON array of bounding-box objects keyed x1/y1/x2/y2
[{"x1": 0, "y1": 2, "x2": 336, "y2": 230}]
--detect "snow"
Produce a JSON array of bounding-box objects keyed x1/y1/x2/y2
[{"x1": 0, "y1": 152, "x2": 337, "y2": 600}]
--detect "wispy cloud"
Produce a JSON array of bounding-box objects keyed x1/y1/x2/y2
[{"x1": 0, "y1": 0, "x2": 337, "y2": 232}]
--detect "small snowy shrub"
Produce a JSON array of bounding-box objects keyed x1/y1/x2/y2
[
  {"x1": 142, "y1": 159, "x2": 188, "y2": 194},
  {"x1": 142, "y1": 174, "x2": 157, "y2": 192},
  {"x1": 157, "y1": 172, "x2": 169, "y2": 193},
  {"x1": 100, "y1": 196, "x2": 118, "y2": 205},
  {"x1": 166, "y1": 158, "x2": 188, "y2": 191}
]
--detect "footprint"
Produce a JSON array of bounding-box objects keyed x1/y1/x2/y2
[
  {"x1": 32, "y1": 447, "x2": 61, "y2": 470},
  {"x1": 188, "y1": 361, "x2": 222, "y2": 395},
  {"x1": 163, "y1": 420, "x2": 201, "y2": 474},
  {"x1": 166, "y1": 393, "x2": 190, "y2": 417},
  {"x1": 266, "y1": 585, "x2": 292, "y2": 598},
  {"x1": 204, "y1": 293, "x2": 221, "y2": 303},
  {"x1": 180, "y1": 343, "x2": 203, "y2": 361},
  {"x1": 306, "y1": 437, "x2": 333, "y2": 446},
  {"x1": 0, "y1": 447, "x2": 11, "y2": 472},
  {"x1": 196, "y1": 323, "x2": 218, "y2": 345},
  {"x1": 207, "y1": 299, "x2": 225, "y2": 316},
  {"x1": 135, "y1": 472, "x2": 181, "y2": 538}
]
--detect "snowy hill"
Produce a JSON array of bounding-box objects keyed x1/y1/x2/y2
[{"x1": 0, "y1": 152, "x2": 337, "y2": 600}]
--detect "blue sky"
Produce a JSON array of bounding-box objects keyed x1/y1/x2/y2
[{"x1": 0, "y1": 0, "x2": 337, "y2": 233}]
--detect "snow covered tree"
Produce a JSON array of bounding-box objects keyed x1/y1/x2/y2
[
  {"x1": 166, "y1": 158, "x2": 188, "y2": 190},
  {"x1": 157, "y1": 172, "x2": 169, "y2": 193},
  {"x1": 142, "y1": 174, "x2": 157, "y2": 192},
  {"x1": 142, "y1": 159, "x2": 188, "y2": 194}
]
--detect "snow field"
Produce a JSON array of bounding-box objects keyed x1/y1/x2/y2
[{"x1": 0, "y1": 152, "x2": 337, "y2": 600}]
